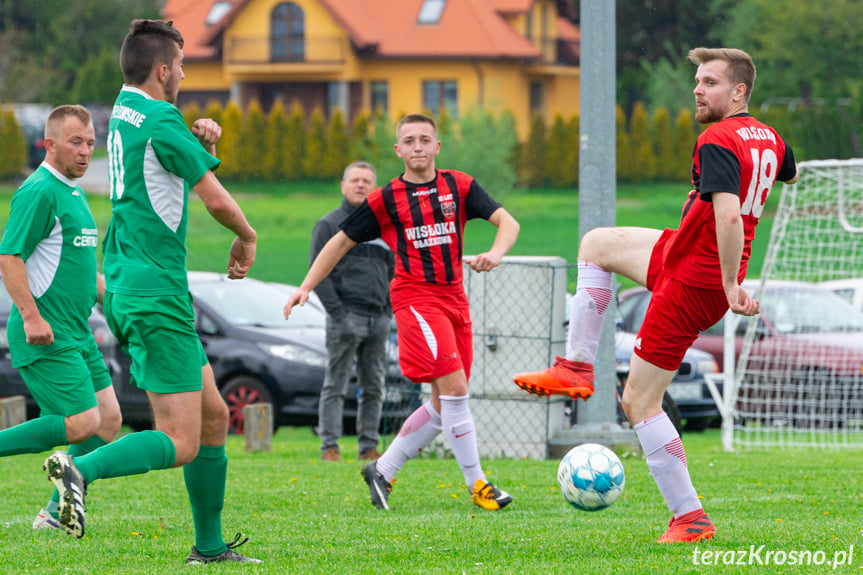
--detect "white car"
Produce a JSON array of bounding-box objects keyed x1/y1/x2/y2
[{"x1": 820, "y1": 278, "x2": 863, "y2": 313}]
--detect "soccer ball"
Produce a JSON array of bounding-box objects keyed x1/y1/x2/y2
[{"x1": 557, "y1": 443, "x2": 625, "y2": 511}]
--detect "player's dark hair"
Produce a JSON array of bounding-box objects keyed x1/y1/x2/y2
[
  {"x1": 688, "y1": 47, "x2": 757, "y2": 102},
  {"x1": 44, "y1": 105, "x2": 92, "y2": 139},
  {"x1": 397, "y1": 113, "x2": 437, "y2": 139},
  {"x1": 120, "y1": 19, "x2": 184, "y2": 86}
]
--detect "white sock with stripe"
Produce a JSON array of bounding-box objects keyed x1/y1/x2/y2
[
  {"x1": 440, "y1": 394, "x2": 486, "y2": 487},
  {"x1": 565, "y1": 260, "x2": 612, "y2": 364},
  {"x1": 375, "y1": 402, "x2": 442, "y2": 483},
  {"x1": 634, "y1": 411, "x2": 702, "y2": 517}
]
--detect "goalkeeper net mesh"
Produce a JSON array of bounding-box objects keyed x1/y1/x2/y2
[{"x1": 733, "y1": 159, "x2": 863, "y2": 448}]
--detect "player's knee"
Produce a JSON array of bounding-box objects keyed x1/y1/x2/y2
[
  {"x1": 65, "y1": 411, "x2": 101, "y2": 444},
  {"x1": 578, "y1": 227, "x2": 610, "y2": 261},
  {"x1": 101, "y1": 404, "x2": 123, "y2": 439}
]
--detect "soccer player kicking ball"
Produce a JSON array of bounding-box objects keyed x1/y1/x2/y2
[
  {"x1": 284, "y1": 113, "x2": 520, "y2": 512},
  {"x1": 513, "y1": 47, "x2": 798, "y2": 542}
]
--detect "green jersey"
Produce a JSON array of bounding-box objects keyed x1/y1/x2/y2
[
  {"x1": 0, "y1": 164, "x2": 99, "y2": 367},
  {"x1": 103, "y1": 86, "x2": 220, "y2": 296}
]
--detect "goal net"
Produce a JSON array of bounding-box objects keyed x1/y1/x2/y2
[{"x1": 731, "y1": 159, "x2": 863, "y2": 449}]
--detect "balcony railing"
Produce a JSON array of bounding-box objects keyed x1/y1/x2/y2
[{"x1": 225, "y1": 36, "x2": 347, "y2": 65}]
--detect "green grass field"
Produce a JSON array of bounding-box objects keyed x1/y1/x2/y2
[{"x1": 0, "y1": 428, "x2": 860, "y2": 574}]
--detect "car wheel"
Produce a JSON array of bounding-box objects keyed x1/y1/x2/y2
[{"x1": 220, "y1": 376, "x2": 274, "y2": 435}]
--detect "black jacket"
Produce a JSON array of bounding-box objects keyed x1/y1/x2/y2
[{"x1": 310, "y1": 198, "x2": 395, "y2": 320}]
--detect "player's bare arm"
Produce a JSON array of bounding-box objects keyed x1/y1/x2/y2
[
  {"x1": 191, "y1": 118, "x2": 221, "y2": 156},
  {"x1": 193, "y1": 171, "x2": 257, "y2": 279},
  {"x1": 0, "y1": 254, "x2": 53, "y2": 345},
  {"x1": 713, "y1": 191, "x2": 759, "y2": 316},
  {"x1": 283, "y1": 231, "x2": 357, "y2": 319},
  {"x1": 467, "y1": 207, "x2": 520, "y2": 273}
]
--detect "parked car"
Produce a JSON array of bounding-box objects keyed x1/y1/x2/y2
[
  {"x1": 613, "y1": 296, "x2": 720, "y2": 430},
  {"x1": 115, "y1": 272, "x2": 420, "y2": 434},
  {"x1": 619, "y1": 281, "x2": 863, "y2": 427},
  {"x1": 820, "y1": 278, "x2": 863, "y2": 313},
  {"x1": 565, "y1": 292, "x2": 719, "y2": 431},
  {"x1": 0, "y1": 282, "x2": 121, "y2": 419}
]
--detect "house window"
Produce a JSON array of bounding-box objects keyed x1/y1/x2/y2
[
  {"x1": 529, "y1": 81, "x2": 545, "y2": 116},
  {"x1": 206, "y1": 1, "x2": 232, "y2": 26},
  {"x1": 418, "y1": 0, "x2": 446, "y2": 25},
  {"x1": 422, "y1": 80, "x2": 458, "y2": 118},
  {"x1": 525, "y1": 6, "x2": 533, "y2": 40},
  {"x1": 271, "y1": 2, "x2": 304, "y2": 62},
  {"x1": 371, "y1": 81, "x2": 388, "y2": 113}
]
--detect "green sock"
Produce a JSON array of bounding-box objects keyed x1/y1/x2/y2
[
  {"x1": 75, "y1": 430, "x2": 176, "y2": 482},
  {"x1": 183, "y1": 444, "x2": 227, "y2": 556},
  {"x1": 0, "y1": 415, "x2": 66, "y2": 456},
  {"x1": 48, "y1": 435, "x2": 109, "y2": 510}
]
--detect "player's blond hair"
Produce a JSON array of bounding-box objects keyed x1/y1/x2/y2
[
  {"x1": 688, "y1": 47, "x2": 757, "y2": 102},
  {"x1": 44, "y1": 105, "x2": 92, "y2": 140}
]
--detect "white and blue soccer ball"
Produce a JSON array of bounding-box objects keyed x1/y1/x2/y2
[{"x1": 557, "y1": 443, "x2": 625, "y2": 511}]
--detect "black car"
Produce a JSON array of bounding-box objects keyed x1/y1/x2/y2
[
  {"x1": 115, "y1": 272, "x2": 420, "y2": 434},
  {"x1": 0, "y1": 283, "x2": 121, "y2": 419}
]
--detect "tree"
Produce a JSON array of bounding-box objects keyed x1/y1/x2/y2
[
  {"x1": 263, "y1": 100, "x2": 288, "y2": 181},
  {"x1": 629, "y1": 102, "x2": 657, "y2": 183},
  {"x1": 521, "y1": 115, "x2": 546, "y2": 188},
  {"x1": 0, "y1": 107, "x2": 27, "y2": 178},
  {"x1": 673, "y1": 108, "x2": 696, "y2": 181},
  {"x1": 238, "y1": 99, "x2": 267, "y2": 181},
  {"x1": 71, "y1": 46, "x2": 123, "y2": 104},
  {"x1": 218, "y1": 101, "x2": 243, "y2": 180},
  {"x1": 651, "y1": 107, "x2": 676, "y2": 181},
  {"x1": 282, "y1": 101, "x2": 306, "y2": 182},
  {"x1": 0, "y1": 0, "x2": 162, "y2": 103},
  {"x1": 349, "y1": 111, "x2": 373, "y2": 163},
  {"x1": 616, "y1": 105, "x2": 633, "y2": 182},
  {"x1": 323, "y1": 108, "x2": 349, "y2": 180},
  {"x1": 302, "y1": 108, "x2": 327, "y2": 181},
  {"x1": 182, "y1": 102, "x2": 202, "y2": 131},
  {"x1": 544, "y1": 114, "x2": 569, "y2": 188}
]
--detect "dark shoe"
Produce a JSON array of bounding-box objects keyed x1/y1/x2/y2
[
  {"x1": 185, "y1": 533, "x2": 262, "y2": 564},
  {"x1": 321, "y1": 448, "x2": 340, "y2": 462},
  {"x1": 358, "y1": 448, "x2": 382, "y2": 461},
  {"x1": 43, "y1": 453, "x2": 86, "y2": 538},
  {"x1": 361, "y1": 461, "x2": 392, "y2": 510}
]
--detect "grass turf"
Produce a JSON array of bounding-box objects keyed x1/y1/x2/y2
[{"x1": 0, "y1": 427, "x2": 860, "y2": 574}]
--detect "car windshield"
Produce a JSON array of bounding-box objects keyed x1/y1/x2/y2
[
  {"x1": 190, "y1": 278, "x2": 325, "y2": 329},
  {"x1": 760, "y1": 285, "x2": 863, "y2": 334}
]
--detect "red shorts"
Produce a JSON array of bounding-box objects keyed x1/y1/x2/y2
[
  {"x1": 637, "y1": 230, "x2": 729, "y2": 370},
  {"x1": 394, "y1": 302, "x2": 473, "y2": 383}
]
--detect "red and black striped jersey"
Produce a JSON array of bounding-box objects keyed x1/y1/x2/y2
[
  {"x1": 662, "y1": 113, "x2": 796, "y2": 289},
  {"x1": 340, "y1": 169, "x2": 500, "y2": 299}
]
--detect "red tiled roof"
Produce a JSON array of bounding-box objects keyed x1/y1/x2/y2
[
  {"x1": 163, "y1": 0, "x2": 576, "y2": 61},
  {"x1": 490, "y1": 0, "x2": 534, "y2": 14}
]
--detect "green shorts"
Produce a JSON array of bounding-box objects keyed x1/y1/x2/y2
[
  {"x1": 19, "y1": 337, "x2": 112, "y2": 417},
  {"x1": 104, "y1": 291, "x2": 208, "y2": 394}
]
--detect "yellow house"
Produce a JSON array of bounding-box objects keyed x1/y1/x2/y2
[{"x1": 164, "y1": 0, "x2": 580, "y2": 140}]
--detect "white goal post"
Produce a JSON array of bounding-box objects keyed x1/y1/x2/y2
[{"x1": 710, "y1": 159, "x2": 863, "y2": 450}]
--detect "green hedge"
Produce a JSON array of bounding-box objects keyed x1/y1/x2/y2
[{"x1": 174, "y1": 98, "x2": 861, "y2": 190}]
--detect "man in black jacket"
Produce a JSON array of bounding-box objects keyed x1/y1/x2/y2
[{"x1": 311, "y1": 161, "x2": 395, "y2": 461}]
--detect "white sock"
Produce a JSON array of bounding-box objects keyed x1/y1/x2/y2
[
  {"x1": 440, "y1": 394, "x2": 486, "y2": 487},
  {"x1": 375, "y1": 402, "x2": 442, "y2": 483},
  {"x1": 634, "y1": 412, "x2": 702, "y2": 517},
  {"x1": 565, "y1": 260, "x2": 612, "y2": 363}
]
